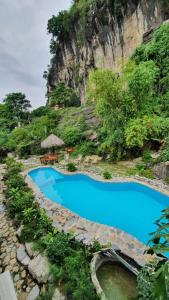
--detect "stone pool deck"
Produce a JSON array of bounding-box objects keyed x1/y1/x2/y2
[{"x1": 23, "y1": 164, "x2": 169, "y2": 267}]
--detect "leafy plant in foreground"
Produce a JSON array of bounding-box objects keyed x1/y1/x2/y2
[{"x1": 137, "y1": 205, "x2": 169, "y2": 300}]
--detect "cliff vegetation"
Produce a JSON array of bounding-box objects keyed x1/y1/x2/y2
[{"x1": 1, "y1": 23, "x2": 169, "y2": 166}]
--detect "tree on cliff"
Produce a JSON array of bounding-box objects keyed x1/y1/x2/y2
[
  {"x1": 49, "y1": 82, "x2": 80, "y2": 108},
  {"x1": 3, "y1": 92, "x2": 31, "y2": 127}
]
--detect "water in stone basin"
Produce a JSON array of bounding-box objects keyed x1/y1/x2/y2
[
  {"x1": 29, "y1": 167, "x2": 169, "y2": 244},
  {"x1": 97, "y1": 262, "x2": 138, "y2": 300}
]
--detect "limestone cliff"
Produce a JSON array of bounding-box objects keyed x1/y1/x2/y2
[{"x1": 47, "y1": 0, "x2": 169, "y2": 103}]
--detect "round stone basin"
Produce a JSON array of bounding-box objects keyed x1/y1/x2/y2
[
  {"x1": 97, "y1": 261, "x2": 138, "y2": 300},
  {"x1": 91, "y1": 251, "x2": 139, "y2": 300}
]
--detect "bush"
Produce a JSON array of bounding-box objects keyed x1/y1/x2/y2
[
  {"x1": 135, "y1": 162, "x2": 146, "y2": 171},
  {"x1": 5, "y1": 157, "x2": 23, "y2": 173},
  {"x1": 7, "y1": 190, "x2": 34, "y2": 221},
  {"x1": 160, "y1": 137, "x2": 169, "y2": 162},
  {"x1": 137, "y1": 262, "x2": 156, "y2": 300},
  {"x1": 6, "y1": 174, "x2": 27, "y2": 190},
  {"x1": 61, "y1": 126, "x2": 83, "y2": 146},
  {"x1": 136, "y1": 163, "x2": 155, "y2": 179},
  {"x1": 20, "y1": 207, "x2": 53, "y2": 242},
  {"x1": 138, "y1": 169, "x2": 155, "y2": 179},
  {"x1": 126, "y1": 163, "x2": 155, "y2": 179},
  {"x1": 103, "y1": 171, "x2": 112, "y2": 180},
  {"x1": 67, "y1": 162, "x2": 77, "y2": 172},
  {"x1": 142, "y1": 149, "x2": 152, "y2": 163},
  {"x1": 49, "y1": 82, "x2": 80, "y2": 108},
  {"x1": 73, "y1": 141, "x2": 96, "y2": 156}
]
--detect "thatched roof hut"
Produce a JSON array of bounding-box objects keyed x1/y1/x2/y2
[{"x1": 41, "y1": 134, "x2": 65, "y2": 149}]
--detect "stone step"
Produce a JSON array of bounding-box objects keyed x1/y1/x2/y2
[{"x1": 0, "y1": 271, "x2": 17, "y2": 300}]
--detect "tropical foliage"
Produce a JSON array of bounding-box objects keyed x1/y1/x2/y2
[
  {"x1": 2, "y1": 24, "x2": 169, "y2": 164},
  {"x1": 87, "y1": 23, "x2": 169, "y2": 161},
  {"x1": 137, "y1": 205, "x2": 169, "y2": 300},
  {"x1": 4, "y1": 158, "x2": 100, "y2": 299},
  {"x1": 3, "y1": 92, "x2": 31, "y2": 127},
  {"x1": 49, "y1": 82, "x2": 80, "y2": 108}
]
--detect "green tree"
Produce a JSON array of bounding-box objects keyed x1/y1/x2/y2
[
  {"x1": 30, "y1": 106, "x2": 51, "y2": 119},
  {"x1": 60, "y1": 125, "x2": 83, "y2": 146},
  {"x1": 0, "y1": 103, "x2": 17, "y2": 130},
  {"x1": 49, "y1": 82, "x2": 80, "y2": 108},
  {"x1": 87, "y1": 69, "x2": 135, "y2": 159},
  {"x1": 3, "y1": 92, "x2": 31, "y2": 126},
  {"x1": 125, "y1": 115, "x2": 169, "y2": 149},
  {"x1": 128, "y1": 61, "x2": 159, "y2": 113},
  {"x1": 125, "y1": 118, "x2": 148, "y2": 148},
  {"x1": 47, "y1": 11, "x2": 70, "y2": 39}
]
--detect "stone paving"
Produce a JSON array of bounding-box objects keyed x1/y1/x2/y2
[{"x1": 0, "y1": 165, "x2": 38, "y2": 300}]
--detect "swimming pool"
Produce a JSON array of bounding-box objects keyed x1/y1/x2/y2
[{"x1": 29, "y1": 167, "x2": 169, "y2": 244}]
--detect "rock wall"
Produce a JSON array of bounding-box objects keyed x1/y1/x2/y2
[
  {"x1": 153, "y1": 161, "x2": 169, "y2": 180},
  {"x1": 48, "y1": 0, "x2": 169, "y2": 102}
]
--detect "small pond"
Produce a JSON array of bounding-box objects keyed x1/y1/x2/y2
[{"x1": 97, "y1": 262, "x2": 138, "y2": 300}]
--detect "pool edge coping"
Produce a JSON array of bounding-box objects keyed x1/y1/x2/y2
[
  {"x1": 25, "y1": 165, "x2": 169, "y2": 197},
  {"x1": 23, "y1": 165, "x2": 163, "y2": 266}
]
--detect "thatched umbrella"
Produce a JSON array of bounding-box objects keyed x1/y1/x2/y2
[{"x1": 41, "y1": 134, "x2": 64, "y2": 151}]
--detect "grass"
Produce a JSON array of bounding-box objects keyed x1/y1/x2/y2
[{"x1": 98, "y1": 160, "x2": 137, "y2": 177}]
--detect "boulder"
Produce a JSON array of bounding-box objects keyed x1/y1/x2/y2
[
  {"x1": 52, "y1": 288, "x2": 66, "y2": 300},
  {"x1": 153, "y1": 162, "x2": 169, "y2": 180},
  {"x1": 28, "y1": 254, "x2": 50, "y2": 283},
  {"x1": 26, "y1": 285, "x2": 40, "y2": 300},
  {"x1": 16, "y1": 225, "x2": 24, "y2": 238},
  {"x1": 25, "y1": 243, "x2": 39, "y2": 258},
  {"x1": 17, "y1": 245, "x2": 30, "y2": 266},
  {"x1": 0, "y1": 271, "x2": 17, "y2": 300}
]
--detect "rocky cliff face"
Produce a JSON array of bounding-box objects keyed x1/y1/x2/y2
[{"x1": 47, "y1": 0, "x2": 169, "y2": 103}]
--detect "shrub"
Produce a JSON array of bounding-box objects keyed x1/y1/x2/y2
[
  {"x1": 137, "y1": 262, "x2": 156, "y2": 300},
  {"x1": 7, "y1": 190, "x2": 34, "y2": 221},
  {"x1": 73, "y1": 141, "x2": 96, "y2": 156},
  {"x1": 103, "y1": 171, "x2": 112, "y2": 180},
  {"x1": 6, "y1": 175, "x2": 27, "y2": 190},
  {"x1": 45, "y1": 232, "x2": 73, "y2": 264},
  {"x1": 67, "y1": 162, "x2": 77, "y2": 172},
  {"x1": 126, "y1": 163, "x2": 154, "y2": 179},
  {"x1": 135, "y1": 162, "x2": 146, "y2": 171},
  {"x1": 20, "y1": 208, "x2": 53, "y2": 242},
  {"x1": 142, "y1": 149, "x2": 153, "y2": 163},
  {"x1": 61, "y1": 126, "x2": 83, "y2": 146},
  {"x1": 49, "y1": 82, "x2": 80, "y2": 108},
  {"x1": 5, "y1": 157, "x2": 23, "y2": 173},
  {"x1": 138, "y1": 169, "x2": 155, "y2": 179},
  {"x1": 160, "y1": 137, "x2": 169, "y2": 162}
]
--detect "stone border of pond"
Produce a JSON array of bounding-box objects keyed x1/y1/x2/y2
[
  {"x1": 23, "y1": 165, "x2": 169, "y2": 267},
  {"x1": 90, "y1": 249, "x2": 139, "y2": 300}
]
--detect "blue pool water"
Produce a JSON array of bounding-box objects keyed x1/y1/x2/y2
[{"x1": 29, "y1": 167, "x2": 169, "y2": 244}]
